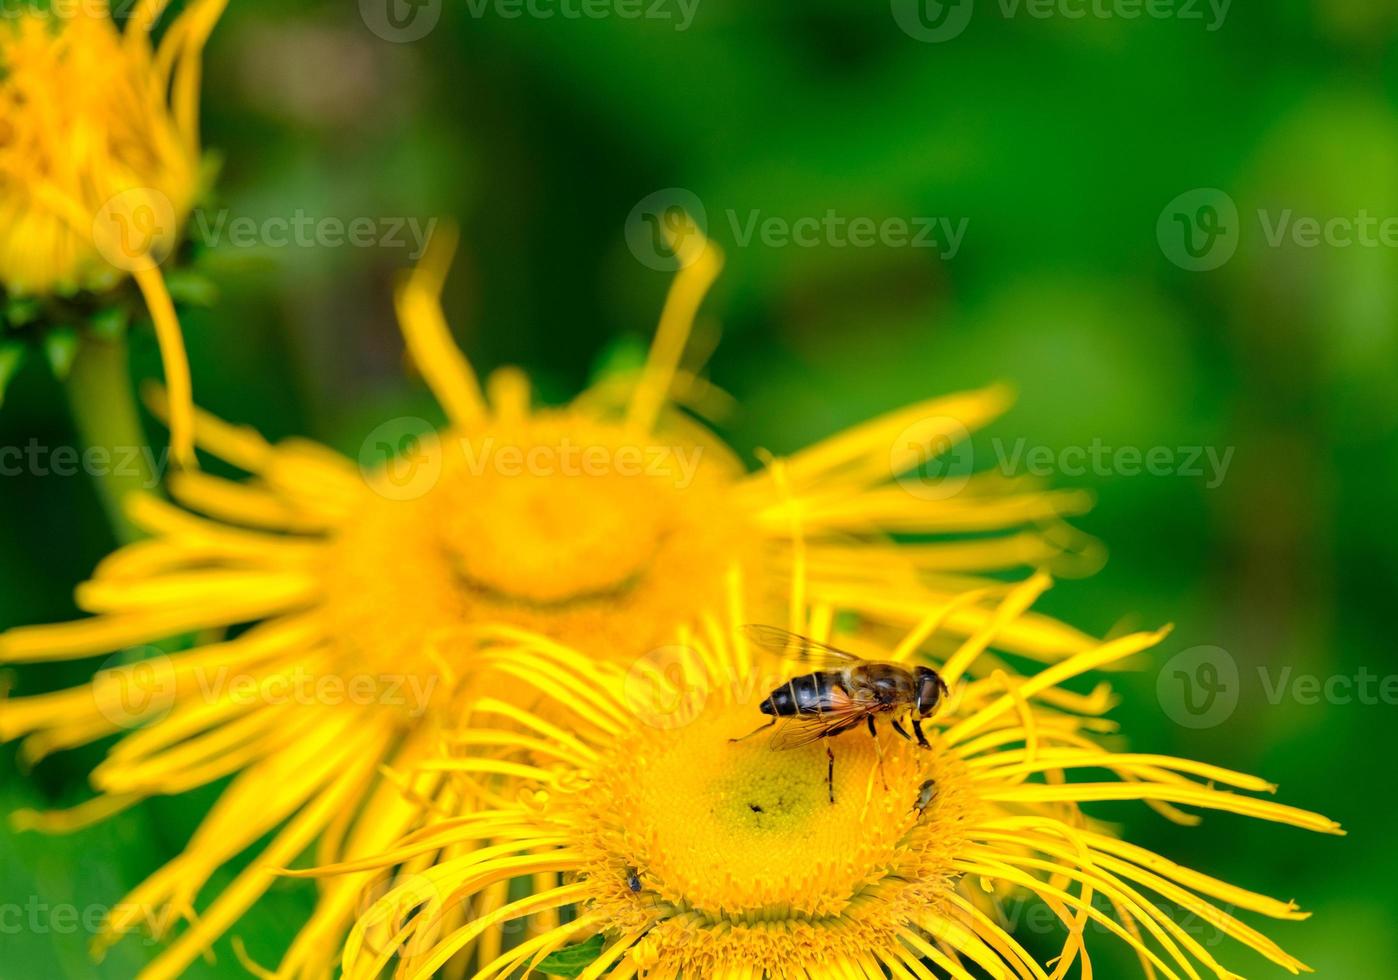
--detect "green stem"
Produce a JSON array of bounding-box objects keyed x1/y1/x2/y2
[{"x1": 63, "y1": 333, "x2": 157, "y2": 543}]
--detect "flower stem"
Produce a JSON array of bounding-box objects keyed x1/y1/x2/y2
[{"x1": 64, "y1": 333, "x2": 156, "y2": 543}]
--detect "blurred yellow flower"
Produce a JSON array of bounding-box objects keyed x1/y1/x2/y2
[
  {"x1": 0, "y1": 225, "x2": 1097, "y2": 978},
  {"x1": 0, "y1": 0, "x2": 224, "y2": 465},
  {"x1": 323, "y1": 593, "x2": 1340, "y2": 980}
]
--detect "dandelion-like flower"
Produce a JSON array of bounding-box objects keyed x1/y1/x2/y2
[
  {"x1": 0, "y1": 0, "x2": 224, "y2": 463},
  {"x1": 1, "y1": 225, "x2": 1094, "y2": 978},
  {"x1": 324, "y1": 586, "x2": 1341, "y2": 980}
]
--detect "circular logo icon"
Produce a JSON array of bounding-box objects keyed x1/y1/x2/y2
[
  {"x1": 92, "y1": 647, "x2": 177, "y2": 729},
  {"x1": 1157, "y1": 645, "x2": 1239, "y2": 730},
  {"x1": 891, "y1": 0, "x2": 974, "y2": 42},
  {"x1": 359, "y1": 0, "x2": 441, "y2": 42},
  {"x1": 890, "y1": 415, "x2": 974, "y2": 501},
  {"x1": 91, "y1": 188, "x2": 179, "y2": 274},
  {"x1": 359, "y1": 417, "x2": 443, "y2": 501},
  {"x1": 624, "y1": 189, "x2": 709, "y2": 272},
  {"x1": 1157, "y1": 188, "x2": 1240, "y2": 272},
  {"x1": 353, "y1": 871, "x2": 446, "y2": 957},
  {"x1": 623, "y1": 645, "x2": 708, "y2": 730}
]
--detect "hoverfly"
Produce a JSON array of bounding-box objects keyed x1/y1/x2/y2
[{"x1": 731, "y1": 625, "x2": 949, "y2": 803}]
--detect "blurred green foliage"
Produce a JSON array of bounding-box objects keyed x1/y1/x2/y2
[{"x1": 2, "y1": 0, "x2": 1395, "y2": 975}]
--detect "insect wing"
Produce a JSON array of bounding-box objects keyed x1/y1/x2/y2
[
  {"x1": 768, "y1": 716, "x2": 850, "y2": 750},
  {"x1": 766, "y1": 688, "x2": 877, "y2": 750},
  {"x1": 741, "y1": 625, "x2": 863, "y2": 668}
]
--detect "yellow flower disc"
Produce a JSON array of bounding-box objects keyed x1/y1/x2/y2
[
  {"x1": 571, "y1": 698, "x2": 977, "y2": 977},
  {"x1": 326, "y1": 412, "x2": 757, "y2": 680}
]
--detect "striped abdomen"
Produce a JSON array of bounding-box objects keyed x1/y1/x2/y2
[{"x1": 760, "y1": 671, "x2": 847, "y2": 717}]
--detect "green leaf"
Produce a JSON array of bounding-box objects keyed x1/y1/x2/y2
[
  {"x1": 5, "y1": 295, "x2": 41, "y2": 327},
  {"x1": 535, "y1": 935, "x2": 608, "y2": 978},
  {"x1": 165, "y1": 269, "x2": 219, "y2": 307},
  {"x1": 0, "y1": 342, "x2": 24, "y2": 408},
  {"x1": 197, "y1": 150, "x2": 225, "y2": 202},
  {"x1": 44, "y1": 327, "x2": 79, "y2": 379},
  {"x1": 589, "y1": 335, "x2": 647, "y2": 386},
  {"x1": 90, "y1": 304, "x2": 131, "y2": 340}
]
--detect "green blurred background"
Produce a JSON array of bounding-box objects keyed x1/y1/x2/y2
[{"x1": 2, "y1": 0, "x2": 1396, "y2": 975}]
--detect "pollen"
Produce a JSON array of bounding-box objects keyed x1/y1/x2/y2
[
  {"x1": 323, "y1": 411, "x2": 756, "y2": 679},
  {"x1": 1, "y1": 219, "x2": 1104, "y2": 979},
  {"x1": 572, "y1": 699, "x2": 976, "y2": 930},
  {"x1": 326, "y1": 601, "x2": 1342, "y2": 980}
]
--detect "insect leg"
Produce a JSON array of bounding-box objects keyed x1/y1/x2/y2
[
  {"x1": 729, "y1": 718, "x2": 778, "y2": 743},
  {"x1": 912, "y1": 718, "x2": 931, "y2": 749},
  {"x1": 891, "y1": 718, "x2": 912, "y2": 742},
  {"x1": 867, "y1": 715, "x2": 888, "y2": 791},
  {"x1": 826, "y1": 744, "x2": 835, "y2": 804}
]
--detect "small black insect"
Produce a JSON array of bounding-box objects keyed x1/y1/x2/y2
[
  {"x1": 914, "y1": 779, "x2": 937, "y2": 816},
  {"x1": 625, "y1": 867, "x2": 643, "y2": 893}
]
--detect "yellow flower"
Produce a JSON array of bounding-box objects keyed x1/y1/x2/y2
[
  {"x1": 322, "y1": 587, "x2": 1341, "y2": 980},
  {"x1": 0, "y1": 0, "x2": 224, "y2": 464},
  {"x1": 0, "y1": 225, "x2": 1095, "y2": 979}
]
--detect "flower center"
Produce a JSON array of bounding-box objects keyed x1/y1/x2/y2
[
  {"x1": 321, "y1": 413, "x2": 757, "y2": 685},
  {"x1": 572, "y1": 697, "x2": 975, "y2": 926},
  {"x1": 436, "y1": 437, "x2": 669, "y2": 606}
]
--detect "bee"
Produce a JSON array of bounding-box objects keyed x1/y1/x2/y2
[
  {"x1": 625, "y1": 867, "x2": 643, "y2": 893},
  {"x1": 731, "y1": 625, "x2": 949, "y2": 803}
]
